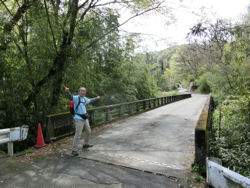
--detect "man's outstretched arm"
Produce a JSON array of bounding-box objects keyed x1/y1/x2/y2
[
  {"x1": 89, "y1": 96, "x2": 100, "y2": 103},
  {"x1": 64, "y1": 86, "x2": 73, "y2": 100}
]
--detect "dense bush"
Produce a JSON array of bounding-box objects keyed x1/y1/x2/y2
[
  {"x1": 210, "y1": 95, "x2": 250, "y2": 177},
  {"x1": 197, "y1": 76, "x2": 211, "y2": 94}
]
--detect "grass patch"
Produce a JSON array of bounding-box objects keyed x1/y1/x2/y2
[
  {"x1": 194, "y1": 173, "x2": 204, "y2": 182},
  {"x1": 33, "y1": 154, "x2": 47, "y2": 162},
  {"x1": 16, "y1": 147, "x2": 34, "y2": 156},
  {"x1": 24, "y1": 147, "x2": 33, "y2": 154},
  {"x1": 0, "y1": 150, "x2": 8, "y2": 158},
  {"x1": 186, "y1": 177, "x2": 191, "y2": 183}
]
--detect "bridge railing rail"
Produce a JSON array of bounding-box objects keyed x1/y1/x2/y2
[{"x1": 44, "y1": 94, "x2": 191, "y2": 142}]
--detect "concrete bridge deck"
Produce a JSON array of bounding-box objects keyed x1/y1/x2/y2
[{"x1": 75, "y1": 94, "x2": 208, "y2": 175}]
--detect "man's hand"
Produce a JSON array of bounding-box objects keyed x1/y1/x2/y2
[
  {"x1": 97, "y1": 96, "x2": 100, "y2": 99},
  {"x1": 64, "y1": 86, "x2": 69, "y2": 93}
]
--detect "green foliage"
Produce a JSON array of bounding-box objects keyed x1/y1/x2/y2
[
  {"x1": 210, "y1": 94, "x2": 250, "y2": 177},
  {"x1": 0, "y1": 1, "x2": 161, "y2": 151},
  {"x1": 177, "y1": 14, "x2": 250, "y2": 177},
  {"x1": 191, "y1": 164, "x2": 203, "y2": 175},
  {"x1": 138, "y1": 46, "x2": 187, "y2": 91},
  {"x1": 186, "y1": 177, "x2": 191, "y2": 183},
  {"x1": 196, "y1": 75, "x2": 211, "y2": 94},
  {"x1": 194, "y1": 173, "x2": 204, "y2": 182},
  {"x1": 191, "y1": 164, "x2": 205, "y2": 181}
]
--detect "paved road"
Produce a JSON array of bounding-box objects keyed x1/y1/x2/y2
[
  {"x1": 1, "y1": 155, "x2": 179, "y2": 188},
  {"x1": 1, "y1": 94, "x2": 208, "y2": 187}
]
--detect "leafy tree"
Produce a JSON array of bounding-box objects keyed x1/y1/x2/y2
[{"x1": 0, "y1": 0, "x2": 166, "y2": 149}]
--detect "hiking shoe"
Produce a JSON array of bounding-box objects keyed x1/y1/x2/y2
[
  {"x1": 82, "y1": 144, "x2": 94, "y2": 149},
  {"x1": 72, "y1": 151, "x2": 79, "y2": 156}
]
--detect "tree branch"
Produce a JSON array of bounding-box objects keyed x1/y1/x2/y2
[
  {"x1": 44, "y1": 0, "x2": 58, "y2": 54},
  {"x1": 0, "y1": 0, "x2": 14, "y2": 16},
  {"x1": 77, "y1": 0, "x2": 89, "y2": 10},
  {"x1": 67, "y1": 0, "x2": 79, "y2": 44},
  {"x1": 83, "y1": 3, "x2": 163, "y2": 51},
  {"x1": 0, "y1": 0, "x2": 34, "y2": 51},
  {"x1": 2, "y1": 0, "x2": 34, "y2": 33},
  {"x1": 79, "y1": 0, "x2": 96, "y2": 20}
]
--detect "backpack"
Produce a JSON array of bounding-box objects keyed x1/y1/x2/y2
[
  {"x1": 69, "y1": 96, "x2": 86, "y2": 115},
  {"x1": 69, "y1": 96, "x2": 80, "y2": 115}
]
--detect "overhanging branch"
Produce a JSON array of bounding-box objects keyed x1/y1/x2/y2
[{"x1": 83, "y1": 3, "x2": 163, "y2": 51}]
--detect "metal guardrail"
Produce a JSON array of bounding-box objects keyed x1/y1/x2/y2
[
  {"x1": 44, "y1": 94, "x2": 192, "y2": 142},
  {"x1": 206, "y1": 157, "x2": 250, "y2": 188},
  {"x1": 0, "y1": 125, "x2": 29, "y2": 156}
]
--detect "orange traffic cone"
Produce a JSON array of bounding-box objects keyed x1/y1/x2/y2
[{"x1": 35, "y1": 123, "x2": 46, "y2": 148}]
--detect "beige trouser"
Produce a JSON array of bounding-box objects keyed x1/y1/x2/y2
[{"x1": 72, "y1": 119, "x2": 91, "y2": 152}]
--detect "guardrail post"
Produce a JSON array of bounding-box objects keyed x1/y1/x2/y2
[
  {"x1": 89, "y1": 111, "x2": 95, "y2": 125},
  {"x1": 143, "y1": 101, "x2": 146, "y2": 110},
  {"x1": 8, "y1": 142, "x2": 14, "y2": 156},
  {"x1": 45, "y1": 117, "x2": 55, "y2": 142},
  {"x1": 118, "y1": 106, "x2": 122, "y2": 117},
  {"x1": 106, "y1": 108, "x2": 110, "y2": 122},
  {"x1": 136, "y1": 102, "x2": 139, "y2": 112}
]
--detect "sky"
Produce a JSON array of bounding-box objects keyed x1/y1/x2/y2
[{"x1": 118, "y1": 0, "x2": 250, "y2": 52}]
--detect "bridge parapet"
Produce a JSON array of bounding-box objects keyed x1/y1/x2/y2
[
  {"x1": 194, "y1": 95, "x2": 213, "y2": 170},
  {"x1": 44, "y1": 94, "x2": 191, "y2": 142}
]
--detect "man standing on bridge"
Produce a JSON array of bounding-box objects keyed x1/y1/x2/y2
[{"x1": 64, "y1": 86, "x2": 100, "y2": 156}]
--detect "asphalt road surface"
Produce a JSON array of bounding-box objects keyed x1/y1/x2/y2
[{"x1": 1, "y1": 155, "x2": 180, "y2": 188}]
